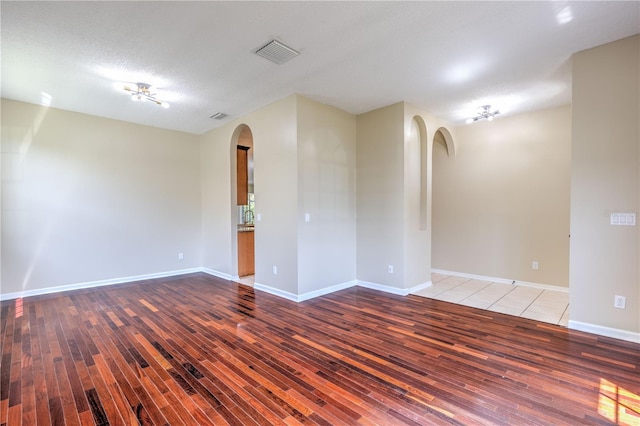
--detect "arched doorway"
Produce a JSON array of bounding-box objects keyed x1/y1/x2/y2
[
  {"x1": 431, "y1": 126, "x2": 455, "y2": 274},
  {"x1": 409, "y1": 116, "x2": 428, "y2": 231},
  {"x1": 230, "y1": 124, "x2": 255, "y2": 285}
]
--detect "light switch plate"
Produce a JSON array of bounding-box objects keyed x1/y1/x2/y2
[{"x1": 611, "y1": 212, "x2": 636, "y2": 226}]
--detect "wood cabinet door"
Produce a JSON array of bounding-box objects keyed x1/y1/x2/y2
[
  {"x1": 238, "y1": 231, "x2": 255, "y2": 276},
  {"x1": 237, "y1": 146, "x2": 249, "y2": 205}
]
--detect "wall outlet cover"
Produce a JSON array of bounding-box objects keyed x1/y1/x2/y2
[{"x1": 614, "y1": 295, "x2": 626, "y2": 309}]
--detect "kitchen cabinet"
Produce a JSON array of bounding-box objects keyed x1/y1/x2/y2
[
  {"x1": 237, "y1": 146, "x2": 249, "y2": 205},
  {"x1": 238, "y1": 230, "x2": 254, "y2": 276}
]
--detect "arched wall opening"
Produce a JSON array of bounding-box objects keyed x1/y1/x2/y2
[
  {"x1": 409, "y1": 115, "x2": 428, "y2": 231},
  {"x1": 229, "y1": 124, "x2": 254, "y2": 280},
  {"x1": 434, "y1": 127, "x2": 455, "y2": 158},
  {"x1": 431, "y1": 126, "x2": 455, "y2": 274}
]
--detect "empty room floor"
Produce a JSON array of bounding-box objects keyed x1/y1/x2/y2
[
  {"x1": 413, "y1": 273, "x2": 570, "y2": 326},
  {"x1": 2, "y1": 273, "x2": 638, "y2": 425}
]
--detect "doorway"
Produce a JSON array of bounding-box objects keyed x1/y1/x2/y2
[{"x1": 232, "y1": 125, "x2": 255, "y2": 285}]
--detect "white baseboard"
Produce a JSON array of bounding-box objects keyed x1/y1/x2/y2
[
  {"x1": 253, "y1": 282, "x2": 299, "y2": 302},
  {"x1": 409, "y1": 281, "x2": 432, "y2": 293},
  {"x1": 568, "y1": 320, "x2": 640, "y2": 344},
  {"x1": 0, "y1": 267, "x2": 203, "y2": 301},
  {"x1": 298, "y1": 280, "x2": 357, "y2": 302},
  {"x1": 357, "y1": 280, "x2": 432, "y2": 296},
  {"x1": 357, "y1": 280, "x2": 409, "y2": 296},
  {"x1": 201, "y1": 268, "x2": 234, "y2": 281},
  {"x1": 254, "y1": 280, "x2": 358, "y2": 302},
  {"x1": 431, "y1": 269, "x2": 569, "y2": 293},
  {"x1": 354, "y1": 280, "x2": 410, "y2": 296}
]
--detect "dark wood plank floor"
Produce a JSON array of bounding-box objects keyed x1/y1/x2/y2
[{"x1": 1, "y1": 273, "x2": 639, "y2": 425}]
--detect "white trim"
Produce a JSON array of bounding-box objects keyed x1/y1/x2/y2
[
  {"x1": 568, "y1": 320, "x2": 640, "y2": 344},
  {"x1": 0, "y1": 268, "x2": 202, "y2": 301},
  {"x1": 357, "y1": 280, "x2": 432, "y2": 296},
  {"x1": 357, "y1": 280, "x2": 411, "y2": 296},
  {"x1": 201, "y1": 268, "x2": 234, "y2": 281},
  {"x1": 253, "y1": 280, "x2": 357, "y2": 302},
  {"x1": 409, "y1": 281, "x2": 432, "y2": 293},
  {"x1": 297, "y1": 280, "x2": 357, "y2": 302},
  {"x1": 253, "y1": 282, "x2": 299, "y2": 302},
  {"x1": 431, "y1": 269, "x2": 569, "y2": 293}
]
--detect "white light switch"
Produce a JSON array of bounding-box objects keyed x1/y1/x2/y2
[
  {"x1": 305, "y1": 213, "x2": 311, "y2": 222},
  {"x1": 611, "y1": 212, "x2": 636, "y2": 226},
  {"x1": 256, "y1": 213, "x2": 262, "y2": 222}
]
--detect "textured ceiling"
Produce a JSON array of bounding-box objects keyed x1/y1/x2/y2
[{"x1": 2, "y1": 1, "x2": 639, "y2": 135}]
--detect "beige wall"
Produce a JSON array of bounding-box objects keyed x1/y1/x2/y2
[
  {"x1": 297, "y1": 97, "x2": 357, "y2": 294},
  {"x1": 1, "y1": 99, "x2": 201, "y2": 294},
  {"x1": 200, "y1": 95, "x2": 299, "y2": 294},
  {"x1": 403, "y1": 104, "x2": 453, "y2": 289},
  {"x1": 5, "y1": 35, "x2": 637, "y2": 342},
  {"x1": 356, "y1": 102, "x2": 453, "y2": 290},
  {"x1": 571, "y1": 35, "x2": 639, "y2": 335},
  {"x1": 356, "y1": 102, "x2": 406, "y2": 287},
  {"x1": 432, "y1": 106, "x2": 572, "y2": 287}
]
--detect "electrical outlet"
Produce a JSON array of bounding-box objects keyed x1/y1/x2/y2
[
  {"x1": 388, "y1": 265, "x2": 394, "y2": 274},
  {"x1": 614, "y1": 295, "x2": 626, "y2": 309},
  {"x1": 532, "y1": 261, "x2": 539, "y2": 270},
  {"x1": 272, "y1": 265, "x2": 278, "y2": 275},
  {"x1": 178, "y1": 252, "x2": 184, "y2": 260}
]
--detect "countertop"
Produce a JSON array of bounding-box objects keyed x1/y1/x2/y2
[{"x1": 237, "y1": 225, "x2": 255, "y2": 232}]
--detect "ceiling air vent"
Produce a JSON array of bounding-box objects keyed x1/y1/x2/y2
[
  {"x1": 254, "y1": 39, "x2": 299, "y2": 64},
  {"x1": 210, "y1": 112, "x2": 228, "y2": 120}
]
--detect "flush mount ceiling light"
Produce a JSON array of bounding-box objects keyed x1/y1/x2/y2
[
  {"x1": 466, "y1": 105, "x2": 499, "y2": 123},
  {"x1": 254, "y1": 39, "x2": 300, "y2": 64},
  {"x1": 122, "y1": 83, "x2": 169, "y2": 108}
]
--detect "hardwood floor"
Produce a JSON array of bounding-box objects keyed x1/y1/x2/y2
[{"x1": 1, "y1": 273, "x2": 638, "y2": 425}]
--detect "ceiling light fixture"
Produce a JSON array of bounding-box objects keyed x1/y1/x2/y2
[
  {"x1": 123, "y1": 83, "x2": 169, "y2": 108},
  {"x1": 466, "y1": 105, "x2": 499, "y2": 123}
]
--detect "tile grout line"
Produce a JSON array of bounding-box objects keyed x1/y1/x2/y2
[
  {"x1": 558, "y1": 302, "x2": 570, "y2": 325},
  {"x1": 519, "y1": 289, "x2": 546, "y2": 317},
  {"x1": 457, "y1": 281, "x2": 496, "y2": 304},
  {"x1": 429, "y1": 278, "x2": 472, "y2": 297},
  {"x1": 485, "y1": 284, "x2": 519, "y2": 312}
]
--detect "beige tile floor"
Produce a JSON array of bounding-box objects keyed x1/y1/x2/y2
[
  {"x1": 413, "y1": 273, "x2": 569, "y2": 326},
  {"x1": 237, "y1": 275, "x2": 255, "y2": 287}
]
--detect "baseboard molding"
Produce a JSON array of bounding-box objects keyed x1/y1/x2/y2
[
  {"x1": 201, "y1": 268, "x2": 234, "y2": 281},
  {"x1": 254, "y1": 280, "x2": 358, "y2": 302},
  {"x1": 568, "y1": 320, "x2": 640, "y2": 344},
  {"x1": 357, "y1": 280, "x2": 432, "y2": 296},
  {"x1": 0, "y1": 267, "x2": 203, "y2": 301},
  {"x1": 431, "y1": 269, "x2": 569, "y2": 293},
  {"x1": 409, "y1": 281, "x2": 432, "y2": 293},
  {"x1": 298, "y1": 280, "x2": 357, "y2": 302},
  {"x1": 253, "y1": 282, "x2": 299, "y2": 302}
]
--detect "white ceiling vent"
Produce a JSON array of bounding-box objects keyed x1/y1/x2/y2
[
  {"x1": 210, "y1": 112, "x2": 228, "y2": 120},
  {"x1": 254, "y1": 39, "x2": 299, "y2": 64}
]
